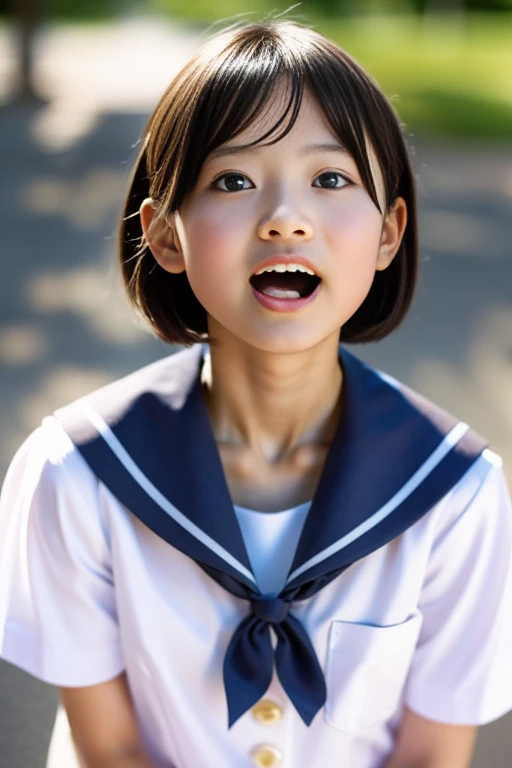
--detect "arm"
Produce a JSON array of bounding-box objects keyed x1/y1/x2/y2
[
  {"x1": 60, "y1": 672, "x2": 155, "y2": 768},
  {"x1": 381, "y1": 705, "x2": 478, "y2": 768}
]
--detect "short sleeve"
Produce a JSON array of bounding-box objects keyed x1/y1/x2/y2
[
  {"x1": 0, "y1": 416, "x2": 125, "y2": 686},
  {"x1": 404, "y1": 450, "x2": 512, "y2": 726}
]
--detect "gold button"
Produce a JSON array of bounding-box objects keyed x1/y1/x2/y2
[
  {"x1": 250, "y1": 743, "x2": 283, "y2": 768},
  {"x1": 251, "y1": 698, "x2": 283, "y2": 725}
]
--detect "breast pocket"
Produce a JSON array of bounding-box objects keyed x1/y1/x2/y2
[{"x1": 324, "y1": 612, "x2": 423, "y2": 734}]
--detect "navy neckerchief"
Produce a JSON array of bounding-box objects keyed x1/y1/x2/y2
[{"x1": 54, "y1": 343, "x2": 488, "y2": 728}]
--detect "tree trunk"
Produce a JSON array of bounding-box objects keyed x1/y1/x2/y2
[{"x1": 11, "y1": 0, "x2": 46, "y2": 102}]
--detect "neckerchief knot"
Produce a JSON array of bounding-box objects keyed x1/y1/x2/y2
[{"x1": 251, "y1": 596, "x2": 290, "y2": 624}]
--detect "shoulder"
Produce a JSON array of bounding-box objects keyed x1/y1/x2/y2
[
  {"x1": 447, "y1": 447, "x2": 506, "y2": 502},
  {"x1": 2, "y1": 416, "x2": 101, "y2": 518},
  {"x1": 5, "y1": 416, "x2": 84, "y2": 482},
  {"x1": 0, "y1": 415, "x2": 117, "y2": 591},
  {"x1": 430, "y1": 447, "x2": 511, "y2": 549}
]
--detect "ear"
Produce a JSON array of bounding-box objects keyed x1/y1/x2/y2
[
  {"x1": 139, "y1": 198, "x2": 186, "y2": 274},
  {"x1": 376, "y1": 196, "x2": 408, "y2": 272}
]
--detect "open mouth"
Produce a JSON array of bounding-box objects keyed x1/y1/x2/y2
[{"x1": 249, "y1": 271, "x2": 322, "y2": 299}]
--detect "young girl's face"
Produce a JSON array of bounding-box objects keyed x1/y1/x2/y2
[{"x1": 147, "y1": 82, "x2": 406, "y2": 354}]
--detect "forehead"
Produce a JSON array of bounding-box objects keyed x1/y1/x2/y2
[
  {"x1": 206, "y1": 81, "x2": 385, "y2": 207},
  {"x1": 235, "y1": 82, "x2": 330, "y2": 142}
]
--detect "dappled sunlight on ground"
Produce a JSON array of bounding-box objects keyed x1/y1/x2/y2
[
  {"x1": 18, "y1": 365, "x2": 113, "y2": 429},
  {"x1": 0, "y1": 325, "x2": 50, "y2": 365},
  {"x1": 31, "y1": 103, "x2": 101, "y2": 153},
  {"x1": 26, "y1": 263, "x2": 151, "y2": 345},
  {"x1": 22, "y1": 168, "x2": 127, "y2": 229}
]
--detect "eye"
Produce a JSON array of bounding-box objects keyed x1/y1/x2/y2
[
  {"x1": 210, "y1": 172, "x2": 253, "y2": 193},
  {"x1": 312, "y1": 171, "x2": 351, "y2": 189},
  {"x1": 209, "y1": 169, "x2": 352, "y2": 193}
]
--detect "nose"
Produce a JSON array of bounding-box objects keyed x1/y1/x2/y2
[{"x1": 257, "y1": 203, "x2": 313, "y2": 242}]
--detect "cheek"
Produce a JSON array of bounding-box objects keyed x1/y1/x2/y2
[
  {"x1": 179, "y1": 206, "x2": 251, "y2": 305},
  {"x1": 326, "y1": 195, "x2": 383, "y2": 281},
  {"x1": 321, "y1": 195, "x2": 384, "y2": 322},
  {"x1": 185, "y1": 209, "x2": 236, "y2": 264}
]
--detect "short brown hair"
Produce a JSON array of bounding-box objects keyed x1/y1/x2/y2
[{"x1": 119, "y1": 19, "x2": 418, "y2": 346}]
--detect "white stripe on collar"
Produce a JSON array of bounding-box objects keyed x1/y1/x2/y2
[
  {"x1": 285, "y1": 421, "x2": 470, "y2": 585},
  {"x1": 81, "y1": 401, "x2": 258, "y2": 586}
]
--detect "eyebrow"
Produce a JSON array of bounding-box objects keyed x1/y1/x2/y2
[{"x1": 207, "y1": 141, "x2": 350, "y2": 162}]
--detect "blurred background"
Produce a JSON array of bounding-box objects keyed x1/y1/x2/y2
[{"x1": 0, "y1": 0, "x2": 510, "y2": 766}]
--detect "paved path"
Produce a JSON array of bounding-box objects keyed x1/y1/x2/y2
[{"x1": 0, "y1": 16, "x2": 511, "y2": 768}]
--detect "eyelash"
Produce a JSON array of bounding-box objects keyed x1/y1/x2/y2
[{"x1": 209, "y1": 170, "x2": 352, "y2": 192}]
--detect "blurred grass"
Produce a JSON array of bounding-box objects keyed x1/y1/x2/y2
[
  {"x1": 318, "y1": 12, "x2": 512, "y2": 140},
  {"x1": 150, "y1": 5, "x2": 512, "y2": 140},
  {"x1": 3, "y1": 1, "x2": 511, "y2": 139}
]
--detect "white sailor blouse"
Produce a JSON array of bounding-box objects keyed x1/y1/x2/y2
[{"x1": 1, "y1": 343, "x2": 512, "y2": 768}]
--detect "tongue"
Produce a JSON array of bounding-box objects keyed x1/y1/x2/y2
[
  {"x1": 263, "y1": 287, "x2": 301, "y2": 298},
  {"x1": 251, "y1": 271, "x2": 315, "y2": 298}
]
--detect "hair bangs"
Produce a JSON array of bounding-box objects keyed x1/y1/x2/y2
[
  {"x1": 169, "y1": 59, "x2": 305, "y2": 211},
  {"x1": 306, "y1": 70, "x2": 382, "y2": 214}
]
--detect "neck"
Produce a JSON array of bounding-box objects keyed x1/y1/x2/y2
[{"x1": 201, "y1": 328, "x2": 344, "y2": 464}]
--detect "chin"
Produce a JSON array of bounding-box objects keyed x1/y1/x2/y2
[{"x1": 243, "y1": 328, "x2": 334, "y2": 356}]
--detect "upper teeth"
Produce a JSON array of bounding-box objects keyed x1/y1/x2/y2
[{"x1": 254, "y1": 263, "x2": 316, "y2": 276}]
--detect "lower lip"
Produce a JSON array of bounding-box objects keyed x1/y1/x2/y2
[{"x1": 250, "y1": 282, "x2": 321, "y2": 312}]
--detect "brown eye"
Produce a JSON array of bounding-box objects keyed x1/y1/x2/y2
[
  {"x1": 313, "y1": 171, "x2": 350, "y2": 189},
  {"x1": 211, "y1": 173, "x2": 252, "y2": 192}
]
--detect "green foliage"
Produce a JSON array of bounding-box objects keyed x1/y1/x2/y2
[
  {"x1": 410, "y1": 0, "x2": 512, "y2": 9},
  {"x1": 150, "y1": 0, "x2": 512, "y2": 18},
  {"x1": 149, "y1": 0, "x2": 313, "y2": 22},
  {"x1": 321, "y1": 12, "x2": 512, "y2": 139},
  {"x1": 8, "y1": 0, "x2": 512, "y2": 20},
  {"x1": 147, "y1": 0, "x2": 409, "y2": 22}
]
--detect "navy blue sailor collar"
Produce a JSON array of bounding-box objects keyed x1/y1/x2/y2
[{"x1": 54, "y1": 343, "x2": 488, "y2": 728}]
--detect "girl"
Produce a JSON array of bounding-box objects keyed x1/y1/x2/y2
[{"x1": 1, "y1": 17, "x2": 512, "y2": 768}]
